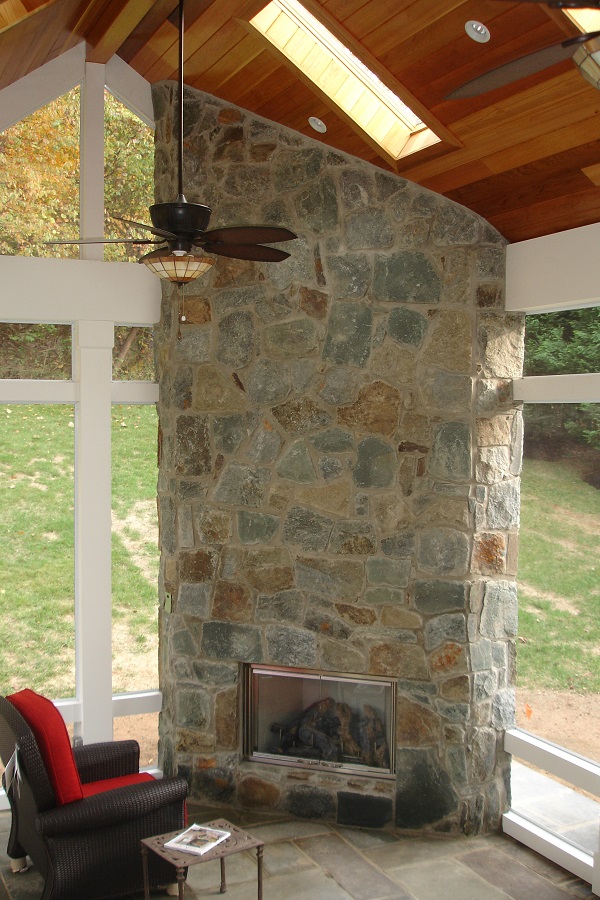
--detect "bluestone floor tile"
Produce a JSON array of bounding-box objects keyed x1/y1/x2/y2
[
  {"x1": 297, "y1": 833, "x2": 410, "y2": 900},
  {"x1": 460, "y1": 847, "x2": 582, "y2": 899},
  {"x1": 389, "y1": 857, "x2": 512, "y2": 900}
]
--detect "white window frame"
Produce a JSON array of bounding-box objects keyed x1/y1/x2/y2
[
  {"x1": 505, "y1": 231, "x2": 600, "y2": 891},
  {"x1": 0, "y1": 49, "x2": 161, "y2": 809}
]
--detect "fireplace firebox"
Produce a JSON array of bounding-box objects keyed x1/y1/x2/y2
[{"x1": 243, "y1": 665, "x2": 396, "y2": 778}]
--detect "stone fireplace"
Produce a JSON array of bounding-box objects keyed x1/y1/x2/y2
[{"x1": 153, "y1": 83, "x2": 524, "y2": 833}]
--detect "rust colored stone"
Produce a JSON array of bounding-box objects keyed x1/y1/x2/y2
[
  {"x1": 212, "y1": 580, "x2": 252, "y2": 622},
  {"x1": 218, "y1": 107, "x2": 243, "y2": 124},
  {"x1": 473, "y1": 532, "x2": 506, "y2": 575},
  {"x1": 182, "y1": 297, "x2": 211, "y2": 324},
  {"x1": 396, "y1": 695, "x2": 440, "y2": 746},
  {"x1": 429, "y1": 641, "x2": 467, "y2": 675},
  {"x1": 215, "y1": 689, "x2": 238, "y2": 749},
  {"x1": 238, "y1": 775, "x2": 281, "y2": 809},
  {"x1": 179, "y1": 549, "x2": 217, "y2": 582},
  {"x1": 300, "y1": 286, "x2": 329, "y2": 319},
  {"x1": 338, "y1": 381, "x2": 401, "y2": 436},
  {"x1": 334, "y1": 603, "x2": 377, "y2": 625},
  {"x1": 250, "y1": 142, "x2": 277, "y2": 162},
  {"x1": 213, "y1": 257, "x2": 257, "y2": 287}
]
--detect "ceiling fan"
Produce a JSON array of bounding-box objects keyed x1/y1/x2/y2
[
  {"x1": 447, "y1": 0, "x2": 600, "y2": 99},
  {"x1": 50, "y1": 0, "x2": 297, "y2": 282}
]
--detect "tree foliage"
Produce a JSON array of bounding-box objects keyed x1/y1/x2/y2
[{"x1": 0, "y1": 87, "x2": 154, "y2": 260}]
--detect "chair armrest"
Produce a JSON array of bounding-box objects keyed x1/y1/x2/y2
[
  {"x1": 37, "y1": 776, "x2": 188, "y2": 837},
  {"x1": 73, "y1": 740, "x2": 140, "y2": 783}
]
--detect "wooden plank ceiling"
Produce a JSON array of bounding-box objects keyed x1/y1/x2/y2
[{"x1": 2, "y1": 0, "x2": 600, "y2": 242}]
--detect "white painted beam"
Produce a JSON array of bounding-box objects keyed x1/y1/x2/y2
[
  {"x1": 0, "y1": 256, "x2": 162, "y2": 325},
  {"x1": 507, "y1": 222, "x2": 600, "y2": 314},
  {"x1": 111, "y1": 382, "x2": 159, "y2": 403},
  {"x1": 0, "y1": 380, "x2": 77, "y2": 403},
  {"x1": 0, "y1": 43, "x2": 85, "y2": 133},
  {"x1": 106, "y1": 55, "x2": 154, "y2": 128},
  {"x1": 505, "y1": 728, "x2": 600, "y2": 798},
  {"x1": 80, "y1": 63, "x2": 106, "y2": 260},
  {"x1": 514, "y1": 373, "x2": 600, "y2": 404}
]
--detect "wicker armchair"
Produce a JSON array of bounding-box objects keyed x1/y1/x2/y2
[{"x1": 0, "y1": 691, "x2": 188, "y2": 899}]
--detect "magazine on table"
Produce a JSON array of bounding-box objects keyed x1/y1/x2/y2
[{"x1": 164, "y1": 823, "x2": 231, "y2": 856}]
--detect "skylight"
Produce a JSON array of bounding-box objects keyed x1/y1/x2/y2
[
  {"x1": 249, "y1": 0, "x2": 440, "y2": 165},
  {"x1": 563, "y1": 8, "x2": 600, "y2": 35}
]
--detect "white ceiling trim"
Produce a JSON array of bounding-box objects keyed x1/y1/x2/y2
[
  {"x1": 0, "y1": 255, "x2": 161, "y2": 326},
  {"x1": 105, "y1": 53, "x2": 154, "y2": 128},
  {"x1": 0, "y1": 42, "x2": 86, "y2": 132},
  {"x1": 0, "y1": 44, "x2": 154, "y2": 135},
  {"x1": 506, "y1": 222, "x2": 600, "y2": 314}
]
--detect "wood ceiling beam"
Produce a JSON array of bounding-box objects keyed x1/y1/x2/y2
[{"x1": 83, "y1": 0, "x2": 165, "y2": 63}]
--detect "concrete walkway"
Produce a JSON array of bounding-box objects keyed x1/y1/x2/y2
[{"x1": 0, "y1": 790, "x2": 597, "y2": 899}]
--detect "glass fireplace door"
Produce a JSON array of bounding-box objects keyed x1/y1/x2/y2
[{"x1": 245, "y1": 665, "x2": 395, "y2": 777}]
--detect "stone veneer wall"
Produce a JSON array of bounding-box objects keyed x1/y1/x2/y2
[{"x1": 153, "y1": 82, "x2": 525, "y2": 833}]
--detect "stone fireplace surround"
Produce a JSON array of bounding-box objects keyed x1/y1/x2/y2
[{"x1": 153, "y1": 83, "x2": 524, "y2": 833}]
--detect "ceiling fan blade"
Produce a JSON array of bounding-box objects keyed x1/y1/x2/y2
[
  {"x1": 45, "y1": 237, "x2": 161, "y2": 246},
  {"x1": 202, "y1": 242, "x2": 291, "y2": 262},
  {"x1": 110, "y1": 214, "x2": 177, "y2": 240},
  {"x1": 201, "y1": 225, "x2": 297, "y2": 245},
  {"x1": 446, "y1": 41, "x2": 581, "y2": 99}
]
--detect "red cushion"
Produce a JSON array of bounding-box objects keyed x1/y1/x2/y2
[
  {"x1": 82, "y1": 772, "x2": 154, "y2": 798},
  {"x1": 7, "y1": 689, "x2": 83, "y2": 805}
]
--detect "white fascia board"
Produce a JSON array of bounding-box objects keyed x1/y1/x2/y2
[
  {"x1": 0, "y1": 380, "x2": 77, "y2": 404},
  {"x1": 506, "y1": 223, "x2": 600, "y2": 314},
  {"x1": 0, "y1": 43, "x2": 86, "y2": 132},
  {"x1": 105, "y1": 54, "x2": 154, "y2": 128},
  {"x1": 0, "y1": 255, "x2": 162, "y2": 325},
  {"x1": 514, "y1": 373, "x2": 600, "y2": 403},
  {"x1": 111, "y1": 381, "x2": 159, "y2": 403}
]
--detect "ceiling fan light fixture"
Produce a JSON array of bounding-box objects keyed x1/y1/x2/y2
[
  {"x1": 465, "y1": 20, "x2": 491, "y2": 43},
  {"x1": 140, "y1": 251, "x2": 214, "y2": 283},
  {"x1": 573, "y1": 35, "x2": 600, "y2": 88}
]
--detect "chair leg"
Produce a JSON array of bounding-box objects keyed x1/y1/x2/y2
[{"x1": 9, "y1": 857, "x2": 28, "y2": 873}]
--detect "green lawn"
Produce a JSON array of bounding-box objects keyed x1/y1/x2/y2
[
  {"x1": 517, "y1": 456, "x2": 600, "y2": 693},
  {"x1": 1, "y1": 404, "x2": 599, "y2": 699},
  {"x1": 0, "y1": 404, "x2": 159, "y2": 697}
]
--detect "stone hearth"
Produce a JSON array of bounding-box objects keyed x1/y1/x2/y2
[{"x1": 153, "y1": 83, "x2": 524, "y2": 833}]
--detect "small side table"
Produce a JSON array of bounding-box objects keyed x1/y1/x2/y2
[{"x1": 141, "y1": 818, "x2": 264, "y2": 899}]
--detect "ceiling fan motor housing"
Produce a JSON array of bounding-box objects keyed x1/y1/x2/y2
[{"x1": 150, "y1": 200, "x2": 212, "y2": 237}]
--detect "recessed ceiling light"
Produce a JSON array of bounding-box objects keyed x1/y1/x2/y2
[
  {"x1": 308, "y1": 116, "x2": 327, "y2": 133},
  {"x1": 465, "y1": 20, "x2": 490, "y2": 43}
]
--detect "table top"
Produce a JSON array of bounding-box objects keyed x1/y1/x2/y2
[{"x1": 141, "y1": 818, "x2": 264, "y2": 868}]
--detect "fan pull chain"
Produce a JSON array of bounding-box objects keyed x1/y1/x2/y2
[{"x1": 177, "y1": 282, "x2": 186, "y2": 341}]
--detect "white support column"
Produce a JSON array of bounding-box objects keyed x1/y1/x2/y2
[
  {"x1": 80, "y1": 62, "x2": 106, "y2": 259},
  {"x1": 74, "y1": 320, "x2": 114, "y2": 742}
]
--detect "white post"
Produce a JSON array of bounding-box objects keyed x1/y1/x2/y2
[
  {"x1": 73, "y1": 320, "x2": 114, "y2": 742},
  {"x1": 80, "y1": 62, "x2": 105, "y2": 259},
  {"x1": 593, "y1": 827, "x2": 599, "y2": 896}
]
